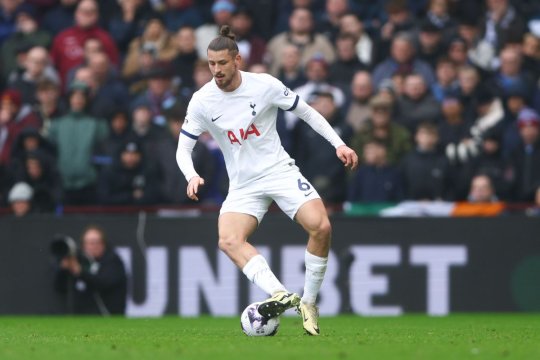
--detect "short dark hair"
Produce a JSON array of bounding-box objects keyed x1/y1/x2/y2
[{"x1": 207, "y1": 25, "x2": 239, "y2": 56}]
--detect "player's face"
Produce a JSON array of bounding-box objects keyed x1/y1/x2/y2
[{"x1": 207, "y1": 49, "x2": 241, "y2": 91}]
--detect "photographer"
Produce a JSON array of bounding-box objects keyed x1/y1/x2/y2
[{"x1": 53, "y1": 225, "x2": 127, "y2": 315}]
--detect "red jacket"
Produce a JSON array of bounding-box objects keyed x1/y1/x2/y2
[
  {"x1": 0, "y1": 107, "x2": 41, "y2": 165},
  {"x1": 50, "y1": 25, "x2": 119, "y2": 87}
]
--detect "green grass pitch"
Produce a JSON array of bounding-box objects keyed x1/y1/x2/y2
[{"x1": 1, "y1": 315, "x2": 539, "y2": 360}]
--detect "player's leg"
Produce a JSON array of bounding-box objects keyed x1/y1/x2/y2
[
  {"x1": 294, "y1": 198, "x2": 331, "y2": 335},
  {"x1": 218, "y1": 212, "x2": 300, "y2": 316}
]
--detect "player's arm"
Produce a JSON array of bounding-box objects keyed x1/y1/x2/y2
[
  {"x1": 291, "y1": 99, "x2": 359, "y2": 170},
  {"x1": 176, "y1": 129, "x2": 205, "y2": 201}
]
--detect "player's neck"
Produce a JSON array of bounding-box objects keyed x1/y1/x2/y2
[{"x1": 222, "y1": 70, "x2": 242, "y2": 92}]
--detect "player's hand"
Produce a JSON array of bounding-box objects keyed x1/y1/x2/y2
[
  {"x1": 187, "y1": 176, "x2": 205, "y2": 201},
  {"x1": 336, "y1": 145, "x2": 359, "y2": 170}
]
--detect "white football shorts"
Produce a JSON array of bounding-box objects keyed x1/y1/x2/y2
[{"x1": 220, "y1": 165, "x2": 321, "y2": 224}]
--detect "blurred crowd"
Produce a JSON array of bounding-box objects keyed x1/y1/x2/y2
[{"x1": 1, "y1": 0, "x2": 540, "y2": 215}]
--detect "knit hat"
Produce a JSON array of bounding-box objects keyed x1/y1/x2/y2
[
  {"x1": 212, "y1": 0, "x2": 236, "y2": 14},
  {"x1": 517, "y1": 108, "x2": 540, "y2": 128},
  {"x1": 1, "y1": 89, "x2": 22, "y2": 108},
  {"x1": 8, "y1": 182, "x2": 34, "y2": 203}
]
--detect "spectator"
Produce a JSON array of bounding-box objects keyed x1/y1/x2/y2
[
  {"x1": 372, "y1": 32, "x2": 436, "y2": 88},
  {"x1": 338, "y1": 13, "x2": 373, "y2": 67},
  {"x1": 13, "y1": 150, "x2": 63, "y2": 212},
  {"x1": 347, "y1": 140, "x2": 404, "y2": 202},
  {"x1": 397, "y1": 73, "x2": 442, "y2": 133},
  {"x1": 47, "y1": 81, "x2": 109, "y2": 205},
  {"x1": 447, "y1": 36, "x2": 471, "y2": 68},
  {"x1": 266, "y1": 7, "x2": 336, "y2": 76},
  {"x1": 292, "y1": 92, "x2": 351, "y2": 203},
  {"x1": 8, "y1": 46, "x2": 59, "y2": 105},
  {"x1": 96, "y1": 110, "x2": 133, "y2": 166},
  {"x1": 345, "y1": 70, "x2": 373, "y2": 132},
  {"x1": 129, "y1": 61, "x2": 178, "y2": 126},
  {"x1": 98, "y1": 140, "x2": 161, "y2": 205},
  {"x1": 431, "y1": 57, "x2": 459, "y2": 103},
  {"x1": 350, "y1": 94, "x2": 412, "y2": 165},
  {"x1": 456, "y1": 65, "x2": 481, "y2": 122},
  {"x1": 0, "y1": 5, "x2": 51, "y2": 79},
  {"x1": 317, "y1": 0, "x2": 350, "y2": 42},
  {"x1": 41, "y1": 0, "x2": 77, "y2": 36},
  {"x1": 275, "y1": 44, "x2": 306, "y2": 90},
  {"x1": 9, "y1": 127, "x2": 56, "y2": 174},
  {"x1": 401, "y1": 122, "x2": 451, "y2": 200},
  {"x1": 195, "y1": 0, "x2": 235, "y2": 59},
  {"x1": 158, "y1": 100, "x2": 215, "y2": 204},
  {"x1": 521, "y1": 33, "x2": 540, "y2": 80},
  {"x1": 122, "y1": 16, "x2": 177, "y2": 83},
  {"x1": 425, "y1": 0, "x2": 456, "y2": 35},
  {"x1": 230, "y1": 7, "x2": 266, "y2": 70},
  {"x1": 0, "y1": 89, "x2": 40, "y2": 166},
  {"x1": 0, "y1": 0, "x2": 24, "y2": 44},
  {"x1": 285, "y1": 55, "x2": 345, "y2": 129},
  {"x1": 171, "y1": 26, "x2": 199, "y2": 91},
  {"x1": 491, "y1": 47, "x2": 535, "y2": 100},
  {"x1": 439, "y1": 97, "x2": 471, "y2": 161},
  {"x1": 50, "y1": 0, "x2": 120, "y2": 87},
  {"x1": 329, "y1": 33, "x2": 367, "y2": 91},
  {"x1": 33, "y1": 79, "x2": 66, "y2": 136},
  {"x1": 76, "y1": 52, "x2": 130, "y2": 120},
  {"x1": 417, "y1": 20, "x2": 446, "y2": 69},
  {"x1": 54, "y1": 225, "x2": 127, "y2": 315},
  {"x1": 129, "y1": 104, "x2": 168, "y2": 164},
  {"x1": 377, "y1": 0, "x2": 416, "y2": 61},
  {"x1": 481, "y1": 0, "x2": 526, "y2": 52},
  {"x1": 162, "y1": 0, "x2": 203, "y2": 33},
  {"x1": 509, "y1": 107, "x2": 540, "y2": 201},
  {"x1": 7, "y1": 181, "x2": 33, "y2": 216},
  {"x1": 107, "y1": 0, "x2": 156, "y2": 54},
  {"x1": 502, "y1": 85, "x2": 531, "y2": 157},
  {"x1": 467, "y1": 174, "x2": 498, "y2": 203}
]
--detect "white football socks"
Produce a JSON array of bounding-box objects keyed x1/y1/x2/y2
[
  {"x1": 242, "y1": 254, "x2": 287, "y2": 296},
  {"x1": 301, "y1": 250, "x2": 328, "y2": 305}
]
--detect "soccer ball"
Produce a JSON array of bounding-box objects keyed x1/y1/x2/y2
[{"x1": 240, "y1": 302, "x2": 280, "y2": 336}]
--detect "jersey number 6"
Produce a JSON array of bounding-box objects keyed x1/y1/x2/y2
[{"x1": 297, "y1": 178, "x2": 311, "y2": 191}]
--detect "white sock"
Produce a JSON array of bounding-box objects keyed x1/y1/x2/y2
[
  {"x1": 242, "y1": 254, "x2": 287, "y2": 296},
  {"x1": 302, "y1": 250, "x2": 328, "y2": 305}
]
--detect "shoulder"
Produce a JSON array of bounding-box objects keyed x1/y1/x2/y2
[{"x1": 244, "y1": 71, "x2": 284, "y2": 90}]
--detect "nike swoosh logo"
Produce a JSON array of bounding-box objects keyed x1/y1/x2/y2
[
  {"x1": 211, "y1": 115, "x2": 223, "y2": 122},
  {"x1": 304, "y1": 191, "x2": 314, "y2": 197}
]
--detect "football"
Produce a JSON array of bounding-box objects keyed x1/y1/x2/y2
[{"x1": 240, "y1": 302, "x2": 280, "y2": 336}]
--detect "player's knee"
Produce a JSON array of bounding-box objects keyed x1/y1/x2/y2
[
  {"x1": 218, "y1": 234, "x2": 244, "y2": 254},
  {"x1": 316, "y1": 218, "x2": 332, "y2": 240}
]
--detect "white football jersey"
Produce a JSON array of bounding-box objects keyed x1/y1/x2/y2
[{"x1": 182, "y1": 71, "x2": 300, "y2": 190}]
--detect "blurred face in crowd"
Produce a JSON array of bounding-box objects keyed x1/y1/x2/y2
[
  {"x1": 391, "y1": 38, "x2": 414, "y2": 64},
  {"x1": 231, "y1": 12, "x2": 253, "y2": 38},
  {"x1": 351, "y1": 71, "x2": 372, "y2": 102},
  {"x1": 11, "y1": 200, "x2": 30, "y2": 217},
  {"x1": 23, "y1": 136, "x2": 39, "y2": 151},
  {"x1": 519, "y1": 123, "x2": 539, "y2": 145},
  {"x1": 194, "y1": 61, "x2": 213, "y2": 89},
  {"x1": 310, "y1": 94, "x2": 336, "y2": 120},
  {"x1": 148, "y1": 76, "x2": 171, "y2": 97},
  {"x1": 436, "y1": 61, "x2": 456, "y2": 86},
  {"x1": 458, "y1": 25, "x2": 478, "y2": 46},
  {"x1": 371, "y1": 105, "x2": 392, "y2": 127},
  {"x1": 144, "y1": 19, "x2": 165, "y2": 41},
  {"x1": 336, "y1": 35, "x2": 357, "y2": 61},
  {"x1": 326, "y1": 0, "x2": 348, "y2": 18},
  {"x1": 339, "y1": 14, "x2": 363, "y2": 37},
  {"x1": 0, "y1": 97, "x2": 18, "y2": 124},
  {"x1": 448, "y1": 41, "x2": 468, "y2": 65},
  {"x1": 429, "y1": 0, "x2": 448, "y2": 16},
  {"x1": 16, "y1": 12, "x2": 37, "y2": 34},
  {"x1": 458, "y1": 67, "x2": 479, "y2": 95},
  {"x1": 207, "y1": 49, "x2": 241, "y2": 91},
  {"x1": 121, "y1": 149, "x2": 142, "y2": 169},
  {"x1": 499, "y1": 48, "x2": 522, "y2": 76},
  {"x1": 404, "y1": 75, "x2": 427, "y2": 101},
  {"x1": 1, "y1": 0, "x2": 22, "y2": 13},
  {"x1": 482, "y1": 138, "x2": 500, "y2": 154},
  {"x1": 486, "y1": 0, "x2": 509, "y2": 13},
  {"x1": 213, "y1": 8, "x2": 233, "y2": 26},
  {"x1": 415, "y1": 127, "x2": 439, "y2": 151},
  {"x1": 281, "y1": 44, "x2": 301, "y2": 72},
  {"x1": 289, "y1": 8, "x2": 313, "y2": 35},
  {"x1": 419, "y1": 30, "x2": 442, "y2": 51},
  {"x1": 132, "y1": 106, "x2": 152, "y2": 134},
  {"x1": 110, "y1": 112, "x2": 129, "y2": 135},
  {"x1": 469, "y1": 175, "x2": 495, "y2": 203},
  {"x1": 84, "y1": 38, "x2": 103, "y2": 60},
  {"x1": 74, "y1": 67, "x2": 97, "y2": 91},
  {"x1": 25, "y1": 47, "x2": 48, "y2": 78},
  {"x1": 36, "y1": 84, "x2": 59, "y2": 106},
  {"x1": 523, "y1": 34, "x2": 540, "y2": 58},
  {"x1": 168, "y1": 118, "x2": 182, "y2": 138},
  {"x1": 175, "y1": 26, "x2": 196, "y2": 54},
  {"x1": 26, "y1": 158, "x2": 43, "y2": 180},
  {"x1": 441, "y1": 98, "x2": 463, "y2": 124},
  {"x1": 82, "y1": 228, "x2": 106, "y2": 259},
  {"x1": 88, "y1": 52, "x2": 110, "y2": 83},
  {"x1": 363, "y1": 142, "x2": 387, "y2": 166},
  {"x1": 75, "y1": 0, "x2": 99, "y2": 30},
  {"x1": 69, "y1": 90, "x2": 87, "y2": 112},
  {"x1": 506, "y1": 95, "x2": 525, "y2": 115},
  {"x1": 305, "y1": 60, "x2": 328, "y2": 82}
]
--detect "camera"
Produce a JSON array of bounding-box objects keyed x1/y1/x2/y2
[{"x1": 50, "y1": 234, "x2": 77, "y2": 260}]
